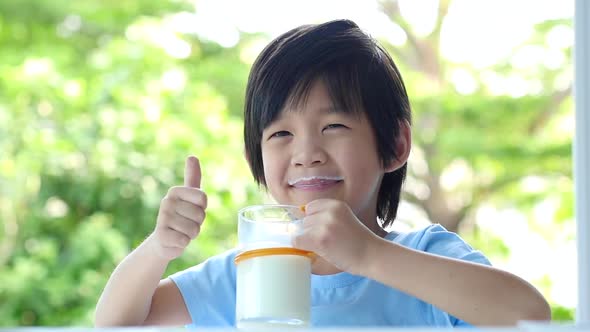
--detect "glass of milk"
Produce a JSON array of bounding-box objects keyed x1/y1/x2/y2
[{"x1": 235, "y1": 205, "x2": 314, "y2": 329}]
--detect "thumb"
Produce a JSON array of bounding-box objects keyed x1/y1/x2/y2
[{"x1": 184, "y1": 156, "x2": 201, "y2": 188}]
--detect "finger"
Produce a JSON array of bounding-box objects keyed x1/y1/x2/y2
[
  {"x1": 184, "y1": 156, "x2": 201, "y2": 188},
  {"x1": 167, "y1": 187, "x2": 207, "y2": 208},
  {"x1": 292, "y1": 230, "x2": 316, "y2": 252},
  {"x1": 174, "y1": 200, "x2": 206, "y2": 225},
  {"x1": 302, "y1": 199, "x2": 330, "y2": 216},
  {"x1": 159, "y1": 227, "x2": 191, "y2": 248},
  {"x1": 168, "y1": 214, "x2": 201, "y2": 239},
  {"x1": 301, "y1": 214, "x2": 330, "y2": 234},
  {"x1": 302, "y1": 214, "x2": 318, "y2": 228}
]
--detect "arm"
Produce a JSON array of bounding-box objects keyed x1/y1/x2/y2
[
  {"x1": 293, "y1": 199, "x2": 551, "y2": 327},
  {"x1": 94, "y1": 156, "x2": 206, "y2": 326},
  {"x1": 94, "y1": 236, "x2": 190, "y2": 326},
  {"x1": 362, "y1": 236, "x2": 551, "y2": 326}
]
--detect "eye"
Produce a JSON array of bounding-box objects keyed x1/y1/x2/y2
[
  {"x1": 323, "y1": 123, "x2": 348, "y2": 131},
  {"x1": 268, "y1": 130, "x2": 291, "y2": 139}
]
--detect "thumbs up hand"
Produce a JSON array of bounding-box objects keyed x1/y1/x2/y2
[{"x1": 150, "y1": 156, "x2": 208, "y2": 260}]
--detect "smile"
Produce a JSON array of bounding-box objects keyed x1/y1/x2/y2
[{"x1": 288, "y1": 176, "x2": 344, "y2": 191}]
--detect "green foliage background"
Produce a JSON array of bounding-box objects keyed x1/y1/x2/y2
[{"x1": 0, "y1": 0, "x2": 575, "y2": 326}]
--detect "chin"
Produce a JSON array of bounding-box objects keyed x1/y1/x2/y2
[{"x1": 294, "y1": 193, "x2": 343, "y2": 205}]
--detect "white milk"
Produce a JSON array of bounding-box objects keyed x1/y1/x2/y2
[{"x1": 235, "y1": 252, "x2": 311, "y2": 328}]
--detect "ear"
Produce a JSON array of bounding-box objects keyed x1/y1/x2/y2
[{"x1": 384, "y1": 120, "x2": 412, "y2": 173}]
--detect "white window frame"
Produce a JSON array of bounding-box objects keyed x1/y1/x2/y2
[{"x1": 575, "y1": 0, "x2": 589, "y2": 324}]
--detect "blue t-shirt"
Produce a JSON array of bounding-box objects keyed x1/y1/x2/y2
[{"x1": 170, "y1": 224, "x2": 491, "y2": 327}]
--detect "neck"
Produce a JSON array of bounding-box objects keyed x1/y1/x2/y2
[{"x1": 357, "y1": 206, "x2": 387, "y2": 237}]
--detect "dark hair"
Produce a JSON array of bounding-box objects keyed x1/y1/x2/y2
[{"x1": 243, "y1": 19, "x2": 411, "y2": 228}]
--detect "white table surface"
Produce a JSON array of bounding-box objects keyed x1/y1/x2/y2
[{"x1": 2, "y1": 322, "x2": 590, "y2": 332}]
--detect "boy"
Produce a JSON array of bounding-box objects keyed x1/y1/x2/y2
[{"x1": 95, "y1": 19, "x2": 551, "y2": 327}]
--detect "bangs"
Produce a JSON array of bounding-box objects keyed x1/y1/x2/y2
[
  {"x1": 247, "y1": 21, "x2": 376, "y2": 139},
  {"x1": 255, "y1": 64, "x2": 368, "y2": 139},
  {"x1": 283, "y1": 66, "x2": 365, "y2": 119}
]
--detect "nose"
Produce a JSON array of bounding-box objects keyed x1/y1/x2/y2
[{"x1": 291, "y1": 136, "x2": 327, "y2": 167}]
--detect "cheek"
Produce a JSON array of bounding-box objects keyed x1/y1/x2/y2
[
  {"x1": 341, "y1": 143, "x2": 383, "y2": 177},
  {"x1": 262, "y1": 162, "x2": 285, "y2": 200},
  {"x1": 261, "y1": 149, "x2": 281, "y2": 184}
]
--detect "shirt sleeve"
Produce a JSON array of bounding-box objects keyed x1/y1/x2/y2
[
  {"x1": 168, "y1": 249, "x2": 238, "y2": 327},
  {"x1": 417, "y1": 224, "x2": 491, "y2": 266},
  {"x1": 416, "y1": 224, "x2": 492, "y2": 327}
]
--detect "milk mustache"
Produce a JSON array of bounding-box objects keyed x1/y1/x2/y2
[{"x1": 235, "y1": 205, "x2": 313, "y2": 328}]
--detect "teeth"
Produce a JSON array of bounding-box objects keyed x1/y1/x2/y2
[{"x1": 288, "y1": 176, "x2": 343, "y2": 186}]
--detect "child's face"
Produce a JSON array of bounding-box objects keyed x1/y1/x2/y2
[{"x1": 260, "y1": 79, "x2": 388, "y2": 224}]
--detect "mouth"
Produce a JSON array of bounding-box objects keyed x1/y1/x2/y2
[{"x1": 288, "y1": 176, "x2": 344, "y2": 191}]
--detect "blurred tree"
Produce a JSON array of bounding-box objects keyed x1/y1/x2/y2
[
  {"x1": 378, "y1": 0, "x2": 573, "y2": 321},
  {"x1": 0, "y1": 0, "x2": 262, "y2": 326}
]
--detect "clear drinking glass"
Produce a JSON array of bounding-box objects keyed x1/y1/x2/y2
[
  {"x1": 235, "y1": 205, "x2": 313, "y2": 329},
  {"x1": 237, "y1": 204, "x2": 305, "y2": 251}
]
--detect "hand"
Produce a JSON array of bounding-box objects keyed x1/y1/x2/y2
[
  {"x1": 292, "y1": 199, "x2": 381, "y2": 275},
  {"x1": 149, "y1": 156, "x2": 207, "y2": 260}
]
